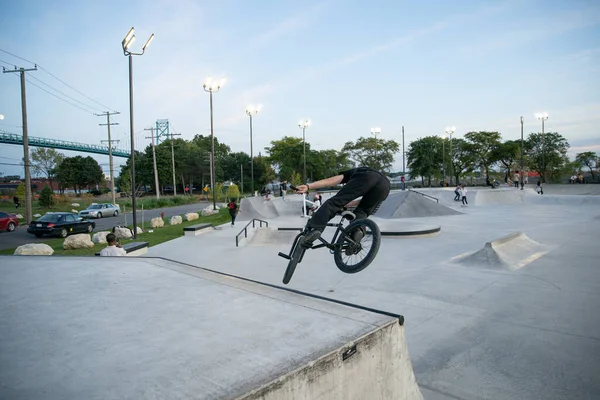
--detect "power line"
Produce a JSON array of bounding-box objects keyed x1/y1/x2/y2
[
  {"x1": 28, "y1": 74, "x2": 102, "y2": 113},
  {"x1": 0, "y1": 48, "x2": 116, "y2": 112},
  {"x1": 25, "y1": 78, "x2": 96, "y2": 115}
]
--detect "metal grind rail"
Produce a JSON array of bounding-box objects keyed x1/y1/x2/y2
[
  {"x1": 408, "y1": 189, "x2": 439, "y2": 203},
  {"x1": 236, "y1": 218, "x2": 269, "y2": 247}
]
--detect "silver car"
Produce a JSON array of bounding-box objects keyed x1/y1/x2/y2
[{"x1": 79, "y1": 203, "x2": 121, "y2": 219}]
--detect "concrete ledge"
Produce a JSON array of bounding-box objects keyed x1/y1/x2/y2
[
  {"x1": 95, "y1": 241, "x2": 149, "y2": 256},
  {"x1": 183, "y1": 223, "x2": 213, "y2": 236}
]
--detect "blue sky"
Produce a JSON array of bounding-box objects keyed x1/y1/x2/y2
[{"x1": 0, "y1": 0, "x2": 599, "y2": 178}]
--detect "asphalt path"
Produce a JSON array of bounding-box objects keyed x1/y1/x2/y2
[{"x1": 0, "y1": 201, "x2": 211, "y2": 251}]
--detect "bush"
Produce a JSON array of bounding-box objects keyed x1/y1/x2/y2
[
  {"x1": 89, "y1": 189, "x2": 102, "y2": 196},
  {"x1": 226, "y1": 183, "x2": 240, "y2": 200},
  {"x1": 38, "y1": 185, "x2": 55, "y2": 208},
  {"x1": 53, "y1": 194, "x2": 70, "y2": 204},
  {"x1": 15, "y1": 183, "x2": 26, "y2": 198}
]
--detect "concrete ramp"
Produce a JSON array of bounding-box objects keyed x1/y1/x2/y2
[
  {"x1": 452, "y1": 232, "x2": 550, "y2": 271},
  {"x1": 247, "y1": 227, "x2": 298, "y2": 246},
  {"x1": 376, "y1": 191, "x2": 462, "y2": 218},
  {"x1": 240, "y1": 196, "x2": 280, "y2": 220},
  {"x1": 0, "y1": 257, "x2": 423, "y2": 400}
]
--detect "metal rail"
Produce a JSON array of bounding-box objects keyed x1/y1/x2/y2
[
  {"x1": 408, "y1": 189, "x2": 439, "y2": 203},
  {"x1": 235, "y1": 218, "x2": 269, "y2": 247},
  {"x1": 0, "y1": 131, "x2": 130, "y2": 158}
]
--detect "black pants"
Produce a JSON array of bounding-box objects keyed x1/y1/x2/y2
[
  {"x1": 230, "y1": 211, "x2": 236, "y2": 224},
  {"x1": 307, "y1": 168, "x2": 390, "y2": 232},
  {"x1": 454, "y1": 190, "x2": 460, "y2": 201},
  {"x1": 462, "y1": 196, "x2": 468, "y2": 205}
]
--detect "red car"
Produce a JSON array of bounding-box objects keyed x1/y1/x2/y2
[{"x1": 0, "y1": 211, "x2": 19, "y2": 232}]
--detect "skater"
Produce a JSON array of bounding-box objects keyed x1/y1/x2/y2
[
  {"x1": 454, "y1": 184, "x2": 461, "y2": 201},
  {"x1": 536, "y1": 181, "x2": 543, "y2": 195},
  {"x1": 293, "y1": 166, "x2": 390, "y2": 247},
  {"x1": 460, "y1": 184, "x2": 468, "y2": 206},
  {"x1": 227, "y1": 198, "x2": 239, "y2": 226}
]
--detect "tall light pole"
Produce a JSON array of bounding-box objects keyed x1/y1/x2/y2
[
  {"x1": 535, "y1": 112, "x2": 548, "y2": 183},
  {"x1": 520, "y1": 116, "x2": 524, "y2": 190},
  {"x1": 298, "y1": 119, "x2": 311, "y2": 182},
  {"x1": 122, "y1": 27, "x2": 154, "y2": 238},
  {"x1": 370, "y1": 127, "x2": 381, "y2": 171},
  {"x1": 445, "y1": 126, "x2": 455, "y2": 185},
  {"x1": 204, "y1": 76, "x2": 225, "y2": 210},
  {"x1": 442, "y1": 134, "x2": 446, "y2": 184},
  {"x1": 246, "y1": 104, "x2": 262, "y2": 196}
]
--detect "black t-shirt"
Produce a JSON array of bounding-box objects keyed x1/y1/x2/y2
[{"x1": 339, "y1": 167, "x2": 382, "y2": 184}]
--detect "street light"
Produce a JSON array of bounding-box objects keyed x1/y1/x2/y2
[
  {"x1": 370, "y1": 127, "x2": 381, "y2": 171},
  {"x1": 298, "y1": 119, "x2": 311, "y2": 182},
  {"x1": 535, "y1": 112, "x2": 548, "y2": 183},
  {"x1": 445, "y1": 126, "x2": 455, "y2": 185},
  {"x1": 122, "y1": 26, "x2": 154, "y2": 239},
  {"x1": 204, "y1": 76, "x2": 226, "y2": 210},
  {"x1": 0, "y1": 114, "x2": 4, "y2": 120},
  {"x1": 520, "y1": 116, "x2": 524, "y2": 190},
  {"x1": 246, "y1": 104, "x2": 262, "y2": 196}
]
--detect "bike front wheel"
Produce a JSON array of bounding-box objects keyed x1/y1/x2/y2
[
  {"x1": 334, "y1": 218, "x2": 381, "y2": 274},
  {"x1": 283, "y1": 236, "x2": 306, "y2": 285}
]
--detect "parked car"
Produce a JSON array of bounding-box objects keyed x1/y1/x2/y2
[
  {"x1": 79, "y1": 203, "x2": 121, "y2": 219},
  {"x1": 27, "y1": 212, "x2": 95, "y2": 238},
  {"x1": 0, "y1": 211, "x2": 19, "y2": 232}
]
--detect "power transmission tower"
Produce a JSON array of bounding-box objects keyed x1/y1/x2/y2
[
  {"x1": 3, "y1": 64, "x2": 38, "y2": 225},
  {"x1": 144, "y1": 127, "x2": 160, "y2": 199},
  {"x1": 169, "y1": 131, "x2": 181, "y2": 195},
  {"x1": 96, "y1": 111, "x2": 120, "y2": 205}
]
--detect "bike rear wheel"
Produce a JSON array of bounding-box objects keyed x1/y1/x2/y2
[
  {"x1": 283, "y1": 236, "x2": 306, "y2": 285},
  {"x1": 333, "y1": 218, "x2": 381, "y2": 274}
]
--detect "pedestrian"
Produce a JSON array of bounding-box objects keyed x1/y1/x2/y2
[
  {"x1": 227, "y1": 198, "x2": 239, "y2": 226},
  {"x1": 536, "y1": 181, "x2": 543, "y2": 195},
  {"x1": 13, "y1": 195, "x2": 19, "y2": 209},
  {"x1": 460, "y1": 184, "x2": 468, "y2": 206},
  {"x1": 514, "y1": 172, "x2": 520, "y2": 188},
  {"x1": 400, "y1": 175, "x2": 405, "y2": 191}
]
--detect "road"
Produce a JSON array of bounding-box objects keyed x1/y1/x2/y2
[{"x1": 0, "y1": 201, "x2": 210, "y2": 251}]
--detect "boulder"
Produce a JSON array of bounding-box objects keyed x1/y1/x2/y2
[
  {"x1": 71, "y1": 203, "x2": 80, "y2": 207},
  {"x1": 92, "y1": 231, "x2": 110, "y2": 244},
  {"x1": 114, "y1": 226, "x2": 133, "y2": 240},
  {"x1": 201, "y1": 206, "x2": 218, "y2": 216},
  {"x1": 184, "y1": 212, "x2": 199, "y2": 221},
  {"x1": 151, "y1": 217, "x2": 164, "y2": 228},
  {"x1": 71, "y1": 209, "x2": 79, "y2": 213},
  {"x1": 14, "y1": 243, "x2": 54, "y2": 256},
  {"x1": 135, "y1": 226, "x2": 143, "y2": 234},
  {"x1": 170, "y1": 215, "x2": 183, "y2": 225},
  {"x1": 16, "y1": 214, "x2": 23, "y2": 219},
  {"x1": 63, "y1": 234, "x2": 94, "y2": 250},
  {"x1": 33, "y1": 213, "x2": 41, "y2": 218}
]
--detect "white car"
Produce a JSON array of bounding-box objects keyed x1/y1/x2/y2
[{"x1": 79, "y1": 203, "x2": 121, "y2": 219}]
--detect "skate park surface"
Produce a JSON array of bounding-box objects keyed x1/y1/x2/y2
[{"x1": 2, "y1": 184, "x2": 599, "y2": 399}]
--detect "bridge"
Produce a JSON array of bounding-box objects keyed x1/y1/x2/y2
[{"x1": 0, "y1": 131, "x2": 130, "y2": 158}]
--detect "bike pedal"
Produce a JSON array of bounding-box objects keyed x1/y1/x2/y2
[{"x1": 278, "y1": 252, "x2": 291, "y2": 260}]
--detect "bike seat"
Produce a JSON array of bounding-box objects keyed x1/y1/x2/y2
[{"x1": 340, "y1": 210, "x2": 356, "y2": 221}]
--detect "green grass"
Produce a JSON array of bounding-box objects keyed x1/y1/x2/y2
[{"x1": 0, "y1": 208, "x2": 233, "y2": 256}]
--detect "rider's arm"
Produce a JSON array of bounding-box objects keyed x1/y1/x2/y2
[{"x1": 297, "y1": 175, "x2": 344, "y2": 193}]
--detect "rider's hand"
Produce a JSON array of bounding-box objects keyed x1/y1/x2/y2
[{"x1": 295, "y1": 184, "x2": 308, "y2": 193}]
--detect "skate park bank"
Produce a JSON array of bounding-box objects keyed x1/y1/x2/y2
[{"x1": 2, "y1": 184, "x2": 599, "y2": 399}]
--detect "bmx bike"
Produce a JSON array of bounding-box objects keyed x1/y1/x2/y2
[{"x1": 277, "y1": 209, "x2": 382, "y2": 285}]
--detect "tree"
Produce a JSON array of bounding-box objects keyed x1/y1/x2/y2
[
  {"x1": 55, "y1": 156, "x2": 104, "y2": 193},
  {"x1": 407, "y1": 136, "x2": 441, "y2": 186},
  {"x1": 464, "y1": 131, "x2": 502, "y2": 178},
  {"x1": 15, "y1": 182, "x2": 26, "y2": 198},
  {"x1": 117, "y1": 168, "x2": 131, "y2": 194},
  {"x1": 449, "y1": 139, "x2": 477, "y2": 185},
  {"x1": 308, "y1": 149, "x2": 352, "y2": 181},
  {"x1": 575, "y1": 151, "x2": 598, "y2": 180},
  {"x1": 525, "y1": 132, "x2": 569, "y2": 183},
  {"x1": 30, "y1": 148, "x2": 65, "y2": 184},
  {"x1": 342, "y1": 137, "x2": 399, "y2": 173},
  {"x1": 226, "y1": 183, "x2": 240, "y2": 200},
  {"x1": 264, "y1": 136, "x2": 305, "y2": 180},
  {"x1": 38, "y1": 185, "x2": 54, "y2": 208},
  {"x1": 491, "y1": 140, "x2": 521, "y2": 181}
]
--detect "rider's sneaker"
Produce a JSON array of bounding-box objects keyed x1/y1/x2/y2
[
  {"x1": 345, "y1": 227, "x2": 366, "y2": 255},
  {"x1": 301, "y1": 229, "x2": 321, "y2": 248}
]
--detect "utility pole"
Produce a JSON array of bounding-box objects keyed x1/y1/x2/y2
[
  {"x1": 96, "y1": 111, "x2": 120, "y2": 204},
  {"x1": 3, "y1": 65, "x2": 38, "y2": 225},
  {"x1": 240, "y1": 164, "x2": 244, "y2": 193},
  {"x1": 169, "y1": 131, "x2": 181, "y2": 195},
  {"x1": 144, "y1": 127, "x2": 160, "y2": 199}
]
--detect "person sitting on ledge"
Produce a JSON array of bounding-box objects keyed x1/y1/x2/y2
[{"x1": 100, "y1": 233, "x2": 127, "y2": 257}]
